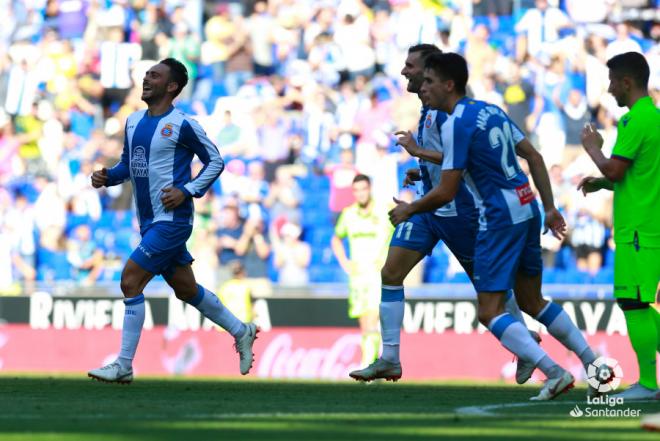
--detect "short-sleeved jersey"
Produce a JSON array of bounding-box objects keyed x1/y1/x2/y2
[
  {"x1": 106, "y1": 107, "x2": 225, "y2": 232},
  {"x1": 334, "y1": 202, "x2": 393, "y2": 272},
  {"x1": 441, "y1": 97, "x2": 540, "y2": 231},
  {"x1": 611, "y1": 96, "x2": 660, "y2": 246},
  {"x1": 417, "y1": 106, "x2": 477, "y2": 218}
]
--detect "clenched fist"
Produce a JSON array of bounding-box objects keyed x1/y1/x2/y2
[{"x1": 91, "y1": 168, "x2": 108, "y2": 188}]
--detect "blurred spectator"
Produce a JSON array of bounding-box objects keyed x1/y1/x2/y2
[
  {"x1": 271, "y1": 221, "x2": 310, "y2": 287},
  {"x1": 2, "y1": 191, "x2": 37, "y2": 291},
  {"x1": 465, "y1": 24, "x2": 498, "y2": 88},
  {"x1": 255, "y1": 104, "x2": 290, "y2": 180},
  {"x1": 235, "y1": 217, "x2": 271, "y2": 280},
  {"x1": 557, "y1": 88, "x2": 590, "y2": 165},
  {"x1": 217, "y1": 260, "x2": 254, "y2": 323},
  {"x1": 502, "y1": 64, "x2": 535, "y2": 134},
  {"x1": 215, "y1": 198, "x2": 246, "y2": 281},
  {"x1": 325, "y1": 148, "x2": 358, "y2": 216},
  {"x1": 529, "y1": 55, "x2": 568, "y2": 166},
  {"x1": 264, "y1": 166, "x2": 302, "y2": 225},
  {"x1": 67, "y1": 224, "x2": 104, "y2": 285},
  {"x1": 248, "y1": 1, "x2": 276, "y2": 76},
  {"x1": 99, "y1": 26, "x2": 141, "y2": 117},
  {"x1": 0, "y1": 0, "x2": 658, "y2": 289},
  {"x1": 515, "y1": 0, "x2": 571, "y2": 61},
  {"x1": 164, "y1": 22, "x2": 200, "y2": 100},
  {"x1": 606, "y1": 22, "x2": 643, "y2": 60},
  {"x1": 241, "y1": 161, "x2": 269, "y2": 219}
]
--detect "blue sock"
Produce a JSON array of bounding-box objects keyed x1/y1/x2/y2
[
  {"x1": 489, "y1": 312, "x2": 560, "y2": 377},
  {"x1": 118, "y1": 294, "x2": 145, "y2": 370},
  {"x1": 536, "y1": 302, "x2": 596, "y2": 368},
  {"x1": 504, "y1": 290, "x2": 525, "y2": 323},
  {"x1": 188, "y1": 284, "x2": 246, "y2": 338},
  {"x1": 380, "y1": 285, "x2": 405, "y2": 363}
]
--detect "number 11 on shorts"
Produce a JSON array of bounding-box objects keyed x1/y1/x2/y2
[{"x1": 395, "y1": 222, "x2": 413, "y2": 241}]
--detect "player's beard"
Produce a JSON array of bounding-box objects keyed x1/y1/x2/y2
[{"x1": 142, "y1": 88, "x2": 165, "y2": 106}]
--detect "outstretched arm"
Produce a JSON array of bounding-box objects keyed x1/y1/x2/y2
[
  {"x1": 515, "y1": 138, "x2": 554, "y2": 211},
  {"x1": 515, "y1": 138, "x2": 566, "y2": 239}
]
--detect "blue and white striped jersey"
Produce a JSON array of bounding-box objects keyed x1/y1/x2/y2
[
  {"x1": 106, "y1": 107, "x2": 225, "y2": 232},
  {"x1": 440, "y1": 97, "x2": 540, "y2": 231},
  {"x1": 417, "y1": 106, "x2": 477, "y2": 218}
]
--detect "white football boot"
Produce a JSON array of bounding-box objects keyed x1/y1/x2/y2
[
  {"x1": 88, "y1": 362, "x2": 133, "y2": 384},
  {"x1": 530, "y1": 370, "x2": 575, "y2": 401},
  {"x1": 611, "y1": 383, "x2": 660, "y2": 401},
  {"x1": 515, "y1": 330, "x2": 542, "y2": 384},
  {"x1": 234, "y1": 323, "x2": 259, "y2": 375},
  {"x1": 349, "y1": 358, "x2": 402, "y2": 382}
]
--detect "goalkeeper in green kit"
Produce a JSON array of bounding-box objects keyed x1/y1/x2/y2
[
  {"x1": 579, "y1": 51, "x2": 660, "y2": 400},
  {"x1": 332, "y1": 174, "x2": 394, "y2": 367}
]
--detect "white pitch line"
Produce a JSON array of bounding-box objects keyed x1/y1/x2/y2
[
  {"x1": 0, "y1": 412, "x2": 446, "y2": 421},
  {"x1": 455, "y1": 400, "x2": 582, "y2": 416}
]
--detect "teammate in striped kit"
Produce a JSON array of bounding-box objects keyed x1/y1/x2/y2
[
  {"x1": 350, "y1": 45, "x2": 539, "y2": 384},
  {"x1": 88, "y1": 58, "x2": 258, "y2": 383},
  {"x1": 388, "y1": 52, "x2": 598, "y2": 400}
]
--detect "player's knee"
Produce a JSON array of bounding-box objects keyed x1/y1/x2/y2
[
  {"x1": 174, "y1": 288, "x2": 197, "y2": 302},
  {"x1": 616, "y1": 298, "x2": 650, "y2": 311},
  {"x1": 381, "y1": 265, "x2": 404, "y2": 286},
  {"x1": 477, "y1": 300, "x2": 504, "y2": 327},
  {"x1": 477, "y1": 309, "x2": 495, "y2": 327},
  {"x1": 517, "y1": 297, "x2": 541, "y2": 316},
  {"x1": 119, "y1": 277, "x2": 140, "y2": 297}
]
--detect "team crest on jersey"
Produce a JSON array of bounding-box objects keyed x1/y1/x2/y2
[
  {"x1": 161, "y1": 123, "x2": 173, "y2": 137},
  {"x1": 425, "y1": 113, "x2": 433, "y2": 128},
  {"x1": 131, "y1": 146, "x2": 149, "y2": 178}
]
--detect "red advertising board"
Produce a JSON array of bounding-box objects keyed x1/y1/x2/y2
[{"x1": 0, "y1": 325, "x2": 639, "y2": 383}]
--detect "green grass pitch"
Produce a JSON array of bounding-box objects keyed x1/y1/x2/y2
[{"x1": 0, "y1": 376, "x2": 657, "y2": 440}]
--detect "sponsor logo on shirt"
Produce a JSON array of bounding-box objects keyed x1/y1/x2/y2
[
  {"x1": 425, "y1": 113, "x2": 433, "y2": 128},
  {"x1": 161, "y1": 123, "x2": 174, "y2": 137},
  {"x1": 515, "y1": 182, "x2": 534, "y2": 205},
  {"x1": 131, "y1": 146, "x2": 149, "y2": 178}
]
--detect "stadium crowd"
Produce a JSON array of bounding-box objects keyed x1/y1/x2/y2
[{"x1": 0, "y1": 0, "x2": 659, "y2": 295}]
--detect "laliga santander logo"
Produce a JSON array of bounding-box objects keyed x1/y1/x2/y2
[{"x1": 586, "y1": 356, "x2": 623, "y2": 393}]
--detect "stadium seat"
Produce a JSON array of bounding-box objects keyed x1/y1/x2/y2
[
  {"x1": 448, "y1": 272, "x2": 471, "y2": 284},
  {"x1": 542, "y1": 268, "x2": 558, "y2": 284},
  {"x1": 592, "y1": 267, "x2": 614, "y2": 284}
]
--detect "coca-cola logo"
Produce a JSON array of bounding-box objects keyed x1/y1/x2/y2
[{"x1": 257, "y1": 333, "x2": 362, "y2": 379}]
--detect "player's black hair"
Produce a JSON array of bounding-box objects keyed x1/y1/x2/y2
[
  {"x1": 159, "y1": 58, "x2": 189, "y2": 98},
  {"x1": 606, "y1": 52, "x2": 650, "y2": 89},
  {"x1": 424, "y1": 52, "x2": 468, "y2": 95},
  {"x1": 352, "y1": 174, "x2": 371, "y2": 185},
  {"x1": 408, "y1": 43, "x2": 441, "y2": 62}
]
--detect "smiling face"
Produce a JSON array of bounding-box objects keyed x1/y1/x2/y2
[
  {"x1": 400, "y1": 51, "x2": 426, "y2": 94},
  {"x1": 141, "y1": 63, "x2": 178, "y2": 104},
  {"x1": 419, "y1": 68, "x2": 451, "y2": 112}
]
